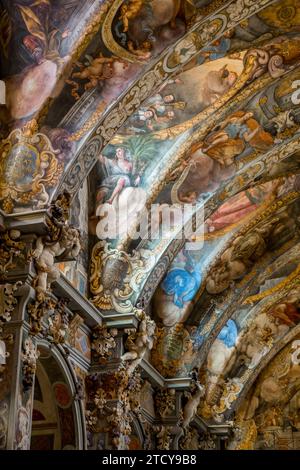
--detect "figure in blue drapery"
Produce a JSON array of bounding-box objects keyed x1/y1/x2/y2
[{"x1": 162, "y1": 251, "x2": 202, "y2": 308}]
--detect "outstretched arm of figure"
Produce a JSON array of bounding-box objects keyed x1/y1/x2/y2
[
  {"x1": 71, "y1": 237, "x2": 81, "y2": 257},
  {"x1": 243, "y1": 126, "x2": 260, "y2": 142},
  {"x1": 108, "y1": 177, "x2": 127, "y2": 204},
  {"x1": 33, "y1": 237, "x2": 44, "y2": 259},
  {"x1": 98, "y1": 154, "x2": 112, "y2": 168}
]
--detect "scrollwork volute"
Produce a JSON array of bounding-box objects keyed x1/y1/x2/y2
[
  {"x1": 92, "y1": 326, "x2": 118, "y2": 362},
  {"x1": 0, "y1": 121, "x2": 63, "y2": 213},
  {"x1": 90, "y1": 241, "x2": 155, "y2": 313}
]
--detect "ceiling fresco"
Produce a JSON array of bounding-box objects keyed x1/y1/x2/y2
[
  {"x1": 229, "y1": 334, "x2": 300, "y2": 449},
  {"x1": 1, "y1": 0, "x2": 300, "y2": 452}
]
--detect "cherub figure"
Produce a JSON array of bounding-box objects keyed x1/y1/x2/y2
[
  {"x1": 182, "y1": 371, "x2": 205, "y2": 428},
  {"x1": 33, "y1": 225, "x2": 81, "y2": 295},
  {"x1": 67, "y1": 53, "x2": 123, "y2": 98},
  {"x1": 121, "y1": 311, "x2": 156, "y2": 374},
  {"x1": 120, "y1": 0, "x2": 144, "y2": 32}
]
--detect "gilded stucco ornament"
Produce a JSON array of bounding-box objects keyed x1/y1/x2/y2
[
  {"x1": 229, "y1": 419, "x2": 258, "y2": 450},
  {"x1": 85, "y1": 410, "x2": 98, "y2": 433},
  {"x1": 85, "y1": 364, "x2": 143, "y2": 450},
  {"x1": 108, "y1": 369, "x2": 143, "y2": 450},
  {"x1": 27, "y1": 194, "x2": 81, "y2": 334},
  {"x1": 0, "y1": 402, "x2": 9, "y2": 450},
  {"x1": 180, "y1": 428, "x2": 218, "y2": 450},
  {"x1": 155, "y1": 389, "x2": 176, "y2": 418},
  {"x1": 28, "y1": 293, "x2": 73, "y2": 342},
  {"x1": 156, "y1": 425, "x2": 172, "y2": 450},
  {"x1": 0, "y1": 121, "x2": 63, "y2": 213},
  {"x1": 93, "y1": 389, "x2": 107, "y2": 415},
  {"x1": 21, "y1": 337, "x2": 39, "y2": 391},
  {"x1": 45, "y1": 299, "x2": 72, "y2": 345},
  {"x1": 0, "y1": 282, "x2": 20, "y2": 381},
  {"x1": 0, "y1": 230, "x2": 25, "y2": 278},
  {"x1": 198, "y1": 433, "x2": 218, "y2": 450},
  {"x1": 27, "y1": 295, "x2": 56, "y2": 336},
  {"x1": 90, "y1": 367, "x2": 143, "y2": 450},
  {"x1": 90, "y1": 241, "x2": 155, "y2": 313},
  {"x1": 180, "y1": 427, "x2": 200, "y2": 450},
  {"x1": 151, "y1": 323, "x2": 194, "y2": 377},
  {"x1": 0, "y1": 282, "x2": 22, "y2": 324},
  {"x1": 211, "y1": 378, "x2": 243, "y2": 421},
  {"x1": 92, "y1": 326, "x2": 118, "y2": 362},
  {"x1": 107, "y1": 398, "x2": 133, "y2": 450}
]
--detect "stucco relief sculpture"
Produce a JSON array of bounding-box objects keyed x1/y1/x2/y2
[
  {"x1": 92, "y1": 326, "x2": 118, "y2": 361},
  {"x1": 90, "y1": 241, "x2": 156, "y2": 313},
  {"x1": 121, "y1": 310, "x2": 156, "y2": 375},
  {"x1": 33, "y1": 224, "x2": 81, "y2": 295},
  {"x1": 21, "y1": 337, "x2": 39, "y2": 391},
  {"x1": 0, "y1": 282, "x2": 21, "y2": 382},
  {"x1": 182, "y1": 377, "x2": 205, "y2": 428}
]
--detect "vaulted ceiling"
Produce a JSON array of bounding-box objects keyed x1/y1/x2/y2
[{"x1": 1, "y1": 0, "x2": 300, "y2": 449}]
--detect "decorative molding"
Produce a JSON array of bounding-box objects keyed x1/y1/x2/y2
[
  {"x1": 90, "y1": 241, "x2": 155, "y2": 313},
  {"x1": 92, "y1": 325, "x2": 118, "y2": 362},
  {"x1": 0, "y1": 230, "x2": 26, "y2": 279},
  {"x1": 21, "y1": 337, "x2": 39, "y2": 391},
  {"x1": 0, "y1": 122, "x2": 63, "y2": 213}
]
